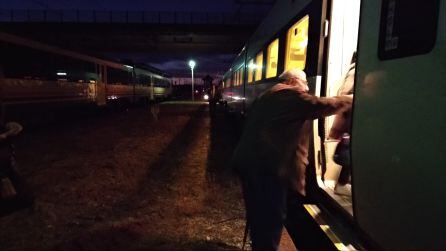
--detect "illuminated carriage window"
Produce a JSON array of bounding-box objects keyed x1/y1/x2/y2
[
  {"x1": 235, "y1": 70, "x2": 240, "y2": 86},
  {"x1": 232, "y1": 72, "x2": 236, "y2": 87},
  {"x1": 266, "y1": 39, "x2": 279, "y2": 78},
  {"x1": 247, "y1": 59, "x2": 254, "y2": 83},
  {"x1": 255, "y1": 52, "x2": 263, "y2": 81},
  {"x1": 285, "y1": 15, "x2": 309, "y2": 71},
  {"x1": 239, "y1": 67, "x2": 244, "y2": 85},
  {"x1": 233, "y1": 71, "x2": 237, "y2": 86}
]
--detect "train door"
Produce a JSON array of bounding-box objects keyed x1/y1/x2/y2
[
  {"x1": 352, "y1": 1, "x2": 444, "y2": 249},
  {"x1": 316, "y1": 0, "x2": 361, "y2": 215}
]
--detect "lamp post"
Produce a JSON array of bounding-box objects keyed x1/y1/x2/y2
[{"x1": 188, "y1": 60, "x2": 196, "y2": 102}]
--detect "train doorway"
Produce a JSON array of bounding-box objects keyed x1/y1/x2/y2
[{"x1": 316, "y1": 0, "x2": 361, "y2": 215}]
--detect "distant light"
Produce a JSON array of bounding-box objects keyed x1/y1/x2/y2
[
  {"x1": 203, "y1": 94, "x2": 209, "y2": 100},
  {"x1": 248, "y1": 63, "x2": 257, "y2": 69},
  {"x1": 124, "y1": 65, "x2": 133, "y2": 69},
  {"x1": 232, "y1": 96, "x2": 245, "y2": 101},
  {"x1": 195, "y1": 90, "x2": 199, "y2": 93},
  {"x1": 57, "y1": 72, "x2": 67, "y2": 76},
  {"x1": 188, "y1": 60, "x2": 196, "y2": 69}
]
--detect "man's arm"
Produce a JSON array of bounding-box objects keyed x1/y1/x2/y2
[{"x1": 300, "y1": 93, "x2": 353, "y2": 120}]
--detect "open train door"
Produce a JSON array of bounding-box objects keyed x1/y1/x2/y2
[
  {"x1": 281, "y1": 0, "x2": 351, "y2": 250},
  {"x1": 276, "y1": 0, "x2": 331, "y2": 192},
  {"x1": 313, "y1": 0, "x2": 361, "y2": 213},
  {"x1": 288, "y1": 0, "x2": 368, "y2": 249}
]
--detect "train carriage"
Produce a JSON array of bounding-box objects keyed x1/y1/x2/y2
[
  {"x1": 0, "y1": 32, "x2": 172, "y2": 109},
  {"x1": 221, "y1": 0, "x2": 445, "y2": 249}
]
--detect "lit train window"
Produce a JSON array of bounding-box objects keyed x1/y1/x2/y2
[
  {"x1": 233, "y1": 72, "x2": 236, "y2": 86},
  {"x1": 234, "y1": 71, "x2": 237, "y2": 86},
  {"x1": 378, "y1": 0, "x2": 439, "y2": 60},
  {"x1": 266, "y1": 39, "x2": 279, "y2": 78},
  {"x1": 236, "y1": 70, "x2": 240, "y2": 86},
  {"x1": 239, "y1": 67, "x2": 244, "y2": 85},
  {"x1": 255, "y1": 52, "x2": 263, "y2": 81},
  {"x1": 247, "y1": 59, "x2": 254, "y2": 83},
  {"x1": 235, "y1": 69, "x2": 239, "y2": 86},
  {"x1": 285, "y1": 15, "x2": 309, "y2": 71},
  {"x1": 232, "y1": 72, "x2": 236, "y2": 87}
]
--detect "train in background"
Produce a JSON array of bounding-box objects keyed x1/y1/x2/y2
[
  {"x1": 221, "y1": 0, "x2": 445, "y2": 250},
  {"x1": 0, "y1": 32, "x2": 172, "y2": 110}
]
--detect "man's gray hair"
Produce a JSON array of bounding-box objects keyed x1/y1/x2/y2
[{"x1": 278, "y1": 69, "x2": 307, "y2": 81}]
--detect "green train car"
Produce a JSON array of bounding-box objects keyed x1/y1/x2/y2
[{"x1": 221, "y1": 0, "x2": 445, "y2": 249}]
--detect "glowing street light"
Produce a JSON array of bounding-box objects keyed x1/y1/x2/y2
[{"x1": 189, "y1": 60, "x2": 196, "y2": 102}]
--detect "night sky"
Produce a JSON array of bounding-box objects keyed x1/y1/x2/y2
[
  {"x1": 1, "y1": 0, "x2": 275, "y2": 80},
  {"x1": 0, "y1": 0, "x2": 273, "y2": 12}
]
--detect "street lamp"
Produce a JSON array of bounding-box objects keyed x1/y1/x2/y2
[{"x1": 188, "y1": 60, "x2": 196, "y2": 102}]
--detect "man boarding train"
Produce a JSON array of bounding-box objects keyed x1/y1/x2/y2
[{"x1": 231, "y1": 69, "x2": 352, "y2": 251}]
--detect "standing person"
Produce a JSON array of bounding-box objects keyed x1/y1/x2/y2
[
  {"x1": 231, "y1": 69, "x2": 352, "y2": 251},
  {"x1": 329, "y1": 52, "x2": 356, "y2": 195}
]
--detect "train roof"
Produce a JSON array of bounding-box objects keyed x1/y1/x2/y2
[
  {"x1": 0, "y1": 32, "x2": 169, "y2": 78},
  {"x1": 224, "y1": 0, "x2": 312, "y2": 77}
]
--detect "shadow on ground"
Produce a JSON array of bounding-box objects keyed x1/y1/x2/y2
[
  {"x1": 48, "y1": 104, "x2": 246, "y2": 251},
  {"x1": 206, "y1": 106, "x2": 243, "y2": 185},
  {"x1": 53, "y1": 225, "x2": 239, "y2": 251}
]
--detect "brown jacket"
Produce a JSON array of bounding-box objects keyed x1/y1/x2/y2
[{"x1": 232, "y1": 83, "x2": 352, "y2": 195}]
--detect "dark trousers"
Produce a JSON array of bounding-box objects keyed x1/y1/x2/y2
[
  {"x1": 240, "y1": 173, "x2": 287, "y2": 251},
  {"x1": 338, "y1": 164, "x2": 351, "y2": 185}
]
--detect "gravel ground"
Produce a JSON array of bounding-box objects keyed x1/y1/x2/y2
[{"x1": 0, "y1": 102, "x2": 296, "y2": 251}]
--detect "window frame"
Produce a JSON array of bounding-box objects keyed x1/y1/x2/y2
[
  {"x1": 254, "y1": 51, "x2": 264, "y2": 82},
  {"x1": 247, "y1": 59, "x2": 254, "y2": 83},
  {"x1": 266, "y1": 38, "x2": 279, "y2": 79},
  {"x1": 284, "y1": 14, "x2": 309, "y2": 71}
]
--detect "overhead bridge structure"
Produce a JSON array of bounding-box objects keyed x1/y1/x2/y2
[{"x1": 0, "y1": 9, "x2": 264, "y2": 56}]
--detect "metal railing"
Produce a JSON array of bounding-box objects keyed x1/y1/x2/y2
[{"x1": 0, "y1": 9, "x2": 263, "y2": 25}]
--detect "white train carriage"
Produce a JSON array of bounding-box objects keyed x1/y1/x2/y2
[{"x1": 222, "y1": 0, "x2": 445, "y2": 249}]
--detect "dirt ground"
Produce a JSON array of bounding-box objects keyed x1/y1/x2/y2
[{"x1": 0, "y1": 102, "x2": 296, "y2": 251}]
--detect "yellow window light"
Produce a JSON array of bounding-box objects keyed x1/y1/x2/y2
[
  {"x1": 232, "y1": 72, "x2": 236, "y2": 87},
  {"x1": 248, "y1": 59, "x2": 254, "y2": 83},
  {"x1": 285, "y1": 15, "x2": 309, "y2": 71},
  {"x1": 234, "y1": 71, "x2": 238, "y2": 86},
  {"x1": 255, "y1": 52, "x2": 263, "y2": 81},
  {"x1": 266, "y1": 39, "x2": 279, "y2": 78}
]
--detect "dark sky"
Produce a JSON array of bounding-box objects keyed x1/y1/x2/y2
[
  {"x1": 107, "y1": 52, "x2": 236, "y2": 80},
  {"x1": 0, "y1": 0, "x2": 273, "y2": 12},
  {"x1": 1, "y1": 0, "x2": 274, "y2": 80}
]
